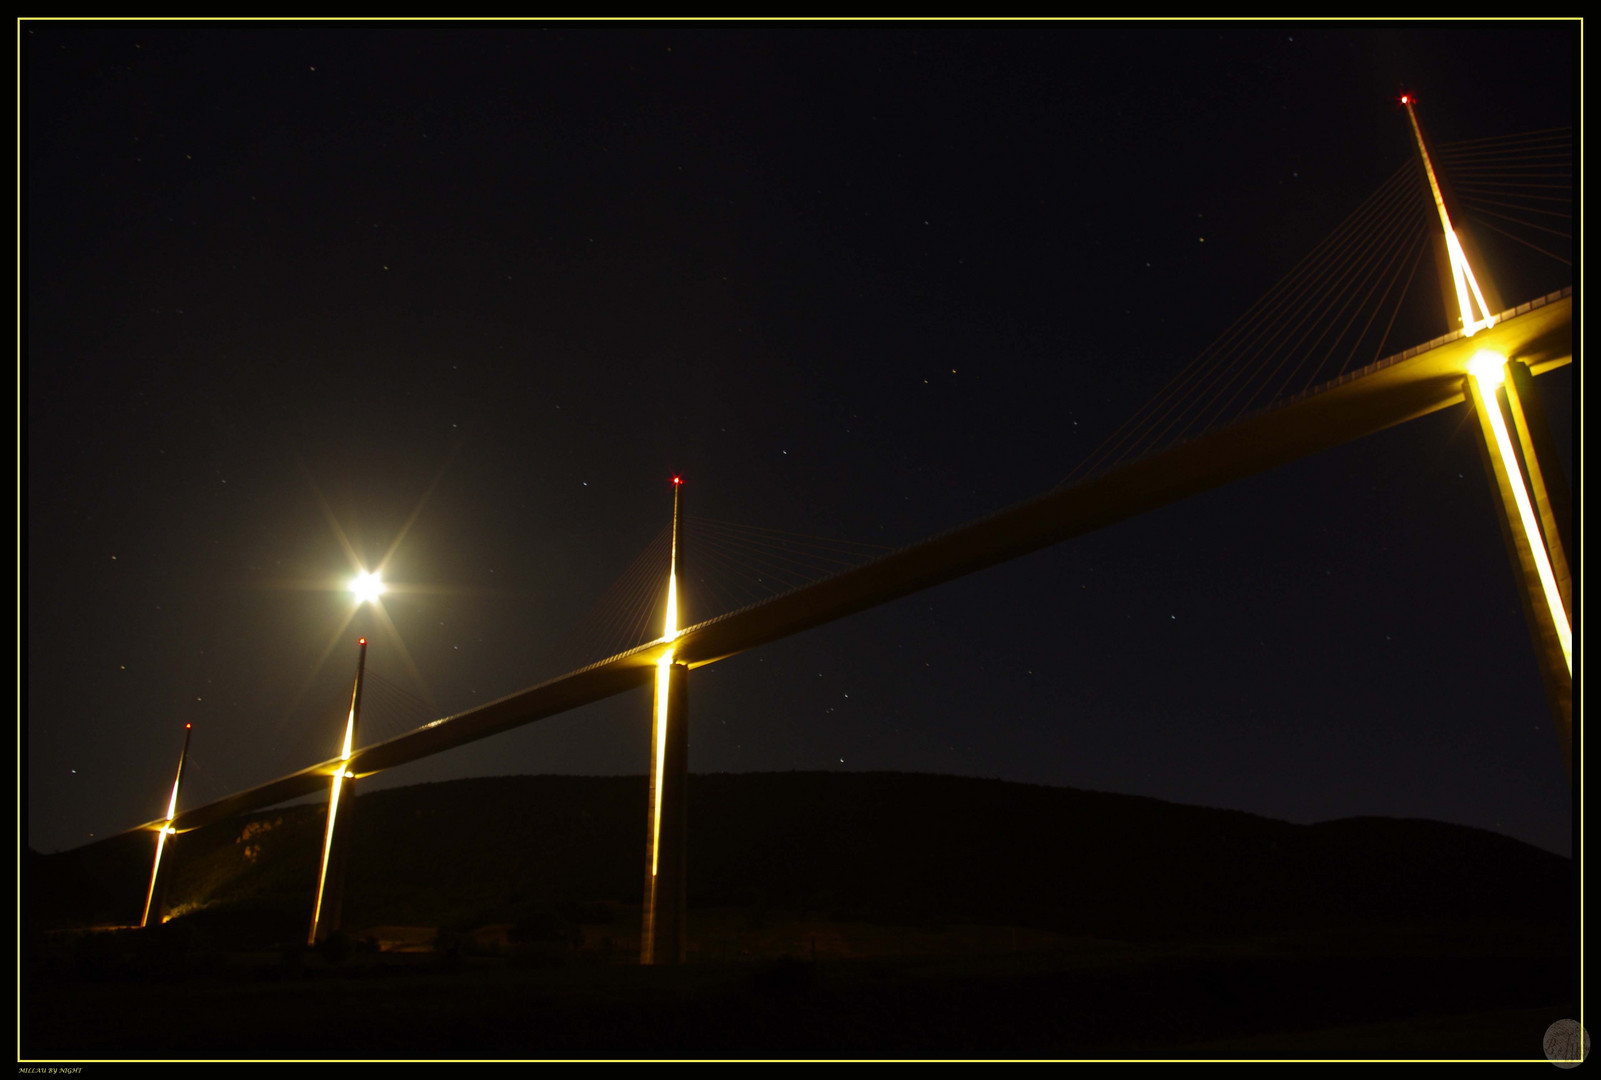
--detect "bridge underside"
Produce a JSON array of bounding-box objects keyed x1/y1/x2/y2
[{"x1": 139, "y1": 290, "x2": 1572, "y2": 838}]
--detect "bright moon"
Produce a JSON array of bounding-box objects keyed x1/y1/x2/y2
[{"x1": 350, "y1": 570, "x2": 385, "y2": 604}]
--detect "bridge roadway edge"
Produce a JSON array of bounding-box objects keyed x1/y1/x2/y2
[{"x1": 128, "y1": 292, "x2": 1571, "y2": 840}]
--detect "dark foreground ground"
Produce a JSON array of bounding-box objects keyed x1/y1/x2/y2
[
  {"x1": 22, "y1": 915, "x2": 1572, "y2": 1061},
  {"x1": 26, "y1": 776, "x2": 1574, "y2": 1059}
]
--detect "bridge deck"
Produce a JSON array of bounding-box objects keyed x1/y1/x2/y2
[{"x1": 144, "y1": 290, "x2": 1572, "y2": 837}]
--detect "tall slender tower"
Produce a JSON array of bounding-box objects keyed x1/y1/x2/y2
[
  {"x1": 309, "y1": 637, "x2": 367, "y2": 944},
  {"x1": 642, "y1": 476, "x2": 690, "y2": 964},
  {"x1": 1401, "y1": 95, "x2": 1496, "y2": 337},
  {"x1": 1404, "y1": 97, "x2": 1573, "y2": 779},
  {"x1": 1463, "y1": 355, "x2": 1573, "y2": 779},
  {"x1": 140, "y1": 721, "x2": 193, "y2": 928}
]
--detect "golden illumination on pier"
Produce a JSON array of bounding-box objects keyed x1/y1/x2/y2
[
  {"x1": 308, "y1": 768, "x2": 347, "y2": 942},
  {"x1": 309, "y1": 639, "x2": 367, "y2": 945},
  {"x1": 651, "y1": 478, "x2": 682, "y2": 880},
  {"x1": 1468, "y1": 352, "x2": 1571, "y2": 672},
  {"x1": 140, "y1": 826, "x2": 175, "y2": 929},
  {"x1": 642, "y1": 477, "x2": 685, "y2": 964},
  {"x1": 651, "y1": 654, "x2": 673, "y2": 877},
  {"x1": 140, "y1": 723, "x2": 191, "y2": 928}
]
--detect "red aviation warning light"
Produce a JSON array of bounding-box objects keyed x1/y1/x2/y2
[
  {"x1": 358, "y1": 638, "x2": 367, "y2": 646},
  {"x1": 672, "y1": 475, "x2": 683, "y2": 486},
  {"x1": 1400, "y1": 95, "x2": 1409, "y2": 105},
  {"x1": 185, "y1": 723, "x2": 192, "y2": 729}
]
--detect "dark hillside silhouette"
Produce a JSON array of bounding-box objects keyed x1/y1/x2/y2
[{"x1": 29, "y1": 772, "x2": 1569, "y2": 940}]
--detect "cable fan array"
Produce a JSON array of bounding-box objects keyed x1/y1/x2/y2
[
  {"x1": 173, "y1": 517, "x2": 892, "y2": 767},
  {"x1": 170, "y1": 669, "x2": 441, "y2": 800},
  {"x1": 358, "y1": 668, "x2": 445, "y2": 746},
  {"x1": 550, "y1": 514, "x2": 894, "y2": 674},
  {"x1": 1439, "y1": 126, "x2": 1572, "y2": 268},
  {"x1": 1060, "y1": 125, "x2": 1572, "y2": 489},
  {"x1": 167, "y1": 749, "x2": 236, "y2": 810}
]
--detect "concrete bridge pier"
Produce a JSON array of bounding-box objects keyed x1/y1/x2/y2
[
  {"x1": 142, "y1": 826, "x2": 179, "y2": 928},
  {"x1": 1465, "y1": 360, "x2": 1573, "y2": 781},
  {"x1": 642, "y1": 659, "x2": 689, "y2": 964},
  {"x1": 313, "y1": 774, "x2": 357, "y2": 941},
  {"x1": 140, "y1": 721, "x2": 192, "y2": 928},
  {"x1": 309, "y1": 638, "x2": 367, "y2": 945},
  {"x1": 1504, "y1": 360, "x2": 1573, "y2": 618}
]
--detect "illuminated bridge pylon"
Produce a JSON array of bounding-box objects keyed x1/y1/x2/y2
[
  {"x1": 1464, "y1": 354, "x2": 1573, "y2": 778},
  {"x1": 140, "y1": 721, "x2": 192, "y2": 928},
  {"x1": 641, "y1": 475, "x2": 689, "y2": 965},
  {"x1": 308, "y1": 636, "x2": 367, "y2": 945},
  {"x1": 1405, "y1": 98, "x2": 1573, "y2": 779},
  {"x1": 1403, "y1": 95, "x2": 1497, "y2": 337}
]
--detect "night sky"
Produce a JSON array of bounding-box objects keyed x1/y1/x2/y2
[{"x1": 24, "y1": 22, "x2": 1576, "y2": 859}]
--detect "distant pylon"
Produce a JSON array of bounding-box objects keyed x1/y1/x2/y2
[
  {"x1": 642, "y1": 476, "x2": 690, "y2": 965},
  {"x1": 140, "y1": 721, "x2": 193, "y2": 928},
  {"x1": 309, "y1": 637, "x2": 367, "y2": 945}
]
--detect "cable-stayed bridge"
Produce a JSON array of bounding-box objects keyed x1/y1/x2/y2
[{"x1": 126, "y1": 109, "x2": 1575, "y2": 963}]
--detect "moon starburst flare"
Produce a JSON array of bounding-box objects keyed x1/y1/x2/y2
[{"x1": 350, "y1": 570, "x2": 386, "y2": 606}]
